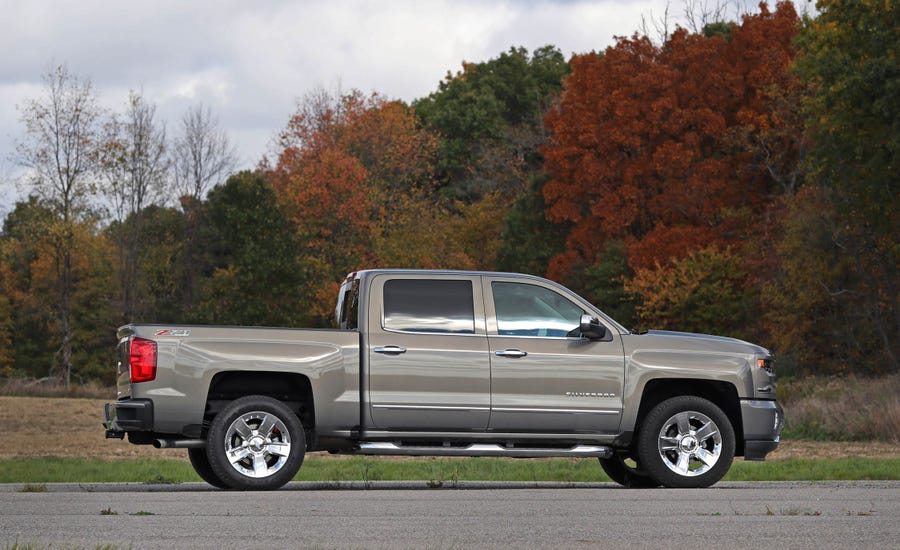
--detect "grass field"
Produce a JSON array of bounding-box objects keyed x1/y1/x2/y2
[{"x1": 2, "y1": 455, "x2": 899, "y2": 485}]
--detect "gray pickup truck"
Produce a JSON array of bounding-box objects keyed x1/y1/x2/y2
[{"x1": 104, "y1": 269, "x2": 782, "y2": 490}]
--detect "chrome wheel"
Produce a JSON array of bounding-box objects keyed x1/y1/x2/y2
[
  {"x1": 206, "y1": 395, "x2": 305, "y2": 490},
  {"x1": 637, "y1": 395, "x2": 735, "y2": 488},
  {"x1": 224, "y1": 411, "x2": 292, "y2": 478},
  {"x1": 656, "y1": 410, "x2": 722, "y2": 477}
]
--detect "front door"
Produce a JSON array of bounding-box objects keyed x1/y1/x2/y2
[
  {"x1": 366, "y1": 275, "x2": 490, "y2": 431},
  {"x1": 485, "y1": 277, "x2": 625, "y2": 434}
]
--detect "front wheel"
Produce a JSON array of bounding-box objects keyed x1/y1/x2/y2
[
  {"x1": 637, "y1": 396, "x2": 735, "y2": 488},
  {"x1": 206, "y1": 395, "x2": 306, "y2": 490}
]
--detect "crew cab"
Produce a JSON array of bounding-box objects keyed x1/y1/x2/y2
[{"x1": 104, "y1": 269, "x2": 782, "y2": 489}]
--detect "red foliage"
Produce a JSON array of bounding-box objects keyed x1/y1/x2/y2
[{"x1": 542, "y1": 2, "x2": 801, "y2": 278}]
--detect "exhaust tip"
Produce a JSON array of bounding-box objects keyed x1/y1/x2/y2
[{"x1": 153, "y1": 438, "x2": 206, "y2": 449}]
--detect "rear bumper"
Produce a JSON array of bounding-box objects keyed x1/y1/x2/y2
[
  {"x1": 103, "y1": 399, "x2": 153, "y2": 438},
  {"x1": 740, "y1": 399, "x2": 784, "y2": 461}
]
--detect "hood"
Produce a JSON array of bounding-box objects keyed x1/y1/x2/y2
[{"x1": 626, "y1": 329, "x2": 770, "y2": 356}]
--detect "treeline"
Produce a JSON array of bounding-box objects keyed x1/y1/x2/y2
[{"x1": 0, "y1": 1, "x2": 896, "y2": 385}]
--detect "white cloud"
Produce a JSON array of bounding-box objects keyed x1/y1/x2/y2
[{"x1": 0, "y1": 0, "x2": 686, "y2": 211}]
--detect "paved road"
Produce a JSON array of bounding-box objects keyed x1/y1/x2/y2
[{"x1": 1, "y1": 481, "x2": 898, "y2": 549}]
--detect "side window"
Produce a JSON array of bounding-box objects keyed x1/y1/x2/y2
[
  {"x1": 492, "y1": 282, "x2": 584, "y2": 337},
  {"x1": 383, "y1": 279, "x2": 475, "y2": 334}
]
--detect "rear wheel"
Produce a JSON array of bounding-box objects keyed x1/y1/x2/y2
[
  {"x1": 206, "y1": 395, "x2": 306, "y2": 490},
  {"x1": 599, "y1": 452, "x2": 660, "y2": 488},
  {"x1": 637, "y1": 396, "x2": 735, "y2": 488},
  {"x1": 188, "y1": 447, "x2": 229, "y2": 489}
]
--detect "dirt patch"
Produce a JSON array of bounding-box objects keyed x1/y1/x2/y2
[
  {"x1": 2, "y1": 396, "x2": 898, "y2": 461},
  {"x1": 0, "y1": 396, "x2": 185, "y2": 461}
]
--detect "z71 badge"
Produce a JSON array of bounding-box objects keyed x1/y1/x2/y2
[{"x1": 154, "y1": 329, "x2": 191, "y2": 337}]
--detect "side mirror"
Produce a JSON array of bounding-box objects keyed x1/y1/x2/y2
[{"x1": 579, "y1": 314, "x2": 610, "y2": 341}]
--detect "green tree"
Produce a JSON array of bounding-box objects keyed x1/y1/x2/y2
[
  {"x1": 0, "y1": 292, "x2": 12, "y2": 377},
  {"x1": 414, "y1": 45, "x2": 569, "y2": 200},
  {"x1": 495, "y1": 174, "x2": 568, "y2": 277},
  {"x1": 171, "y1": 104, "x2": 238, "y2": 310},
  {"x1": 785, "y1": 0, "x2": 899, "y2": 372},
  {"x1": 106, "y1": 204, "x2": 188, "y2": 324},
  {"x1": 564, "y1": 240, "x2": 636, "y2": 329},
  {"x1": 191, "y1": 171, "x2": 306, "y2": 327}
]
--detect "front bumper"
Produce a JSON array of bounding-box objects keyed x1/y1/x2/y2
[
  {"x1": 103, "y1": 399, "x2": 153, "y2": 438},
  {"x1": 740, "y1": 399, "x2": 784, "y2": 461}
]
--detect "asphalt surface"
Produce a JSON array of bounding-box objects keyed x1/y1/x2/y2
[{"x1": 1, "y1": 481, "x2": 898, "y2": 549}]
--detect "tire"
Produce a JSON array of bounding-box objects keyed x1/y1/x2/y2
[
  {"x1": 206, "y1": 395, "x2": 306, "y2": 491},
  {"x1": 636, "y1": 396, "x2": 735, "y2": 488},
  {"x1": 598, "y1": 451, "x2": 661, "y2": 488},
  {"x1": 188, "y1": 447, "x2": 230, "y2": 489}
]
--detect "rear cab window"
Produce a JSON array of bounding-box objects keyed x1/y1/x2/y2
[{"x1": 383, "y1": 279, "x2": 476, "y2": 334}]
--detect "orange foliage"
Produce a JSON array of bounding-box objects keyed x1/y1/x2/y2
[
  {"x1": 264, "y1": 91, "x2": 449, "y2": 322},
  {"x1": 542, "y1": 3, "x2": 801, "y2": 278}
]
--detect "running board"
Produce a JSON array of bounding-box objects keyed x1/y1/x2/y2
[{"x1": 353, "y1": 441, "x2": 612, "y2": 459}]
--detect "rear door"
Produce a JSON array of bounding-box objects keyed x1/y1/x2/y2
[
  {"x1": 366, "y1": 274, "x2": 491, "y2": 430},
  {"x1": 485, "y1": 276, "x2": 625, "y2": 434}
]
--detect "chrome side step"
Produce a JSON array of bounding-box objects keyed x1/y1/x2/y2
[{"x1": 353, "y1": 441, "x2": 612, "y2": 459}]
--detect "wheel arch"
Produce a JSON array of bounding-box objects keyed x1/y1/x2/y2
[
  {"x1": 204, "y1": 371, "x2": 315, "y2": 446},
  {"x1": 634, "y1": 378, "x2": 744, "y2": 456}
]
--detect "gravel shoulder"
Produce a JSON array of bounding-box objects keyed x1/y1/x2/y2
[{"x1": 2, "y1": 396, "x2": 898, "y2": 461}]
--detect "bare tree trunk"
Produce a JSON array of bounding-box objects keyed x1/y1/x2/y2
[
  {"x1": 171, "y1": 104, "x2": 237, "y2": 311},
  {"x1": 13, "y1": 64, "x2": 101, "y2": 388}
]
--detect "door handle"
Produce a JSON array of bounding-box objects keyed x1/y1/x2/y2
[
  {"x1": 495, "y1": 349, "x2": 528, "y2": 358},
  {"x1": 374, "y1": 345, "x2": 407, "y2": 355}
]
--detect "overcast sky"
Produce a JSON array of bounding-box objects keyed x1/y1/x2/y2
[{"x1": 0, "y1": 0, "x2": 774, "y2": 217}]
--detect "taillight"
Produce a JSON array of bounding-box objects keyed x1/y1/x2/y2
[{"x1": 130, "y1": 337, "x2": 157, "y2": 383}]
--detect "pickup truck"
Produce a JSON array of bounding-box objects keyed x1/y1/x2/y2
[{"x1": 104, "y1": 269, "x2": 782, "y2": 490}]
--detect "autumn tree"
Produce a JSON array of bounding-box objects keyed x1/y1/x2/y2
[
  {"x1": 542, "y1": 3, "x2": 802, "y2": 334},
  {"x1": 0, "y1": 198, "x2": 56, "y2": 378},
  {"x1": 266, "y1": 90, "x2": 445, "y2": 323},
  {"x1": 98, "y1": 91, "x2": 169, "y2": 323},
  {"x1": 768, "y1": 0, "x2": 899, "y2": 373},
  {"x1": 627, "y1": 245, "x2": 747, "y2": 336},
  {"x1": 0, "y1": 197, "x2": 116, "y2": 381},
  {"x1": 12, "y1": 65, "x2": 104, "y2": 387}
]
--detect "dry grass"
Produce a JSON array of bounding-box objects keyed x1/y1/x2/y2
[
  {"x1": 0, "y1": 377, "x2": 113, "y2": 399},
  {"x1": 779, "y1": 373, "x2": 900, "y2": 442},
  {"x1": 0, "y1": 396, "x2": 184, "y2": 461}
]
